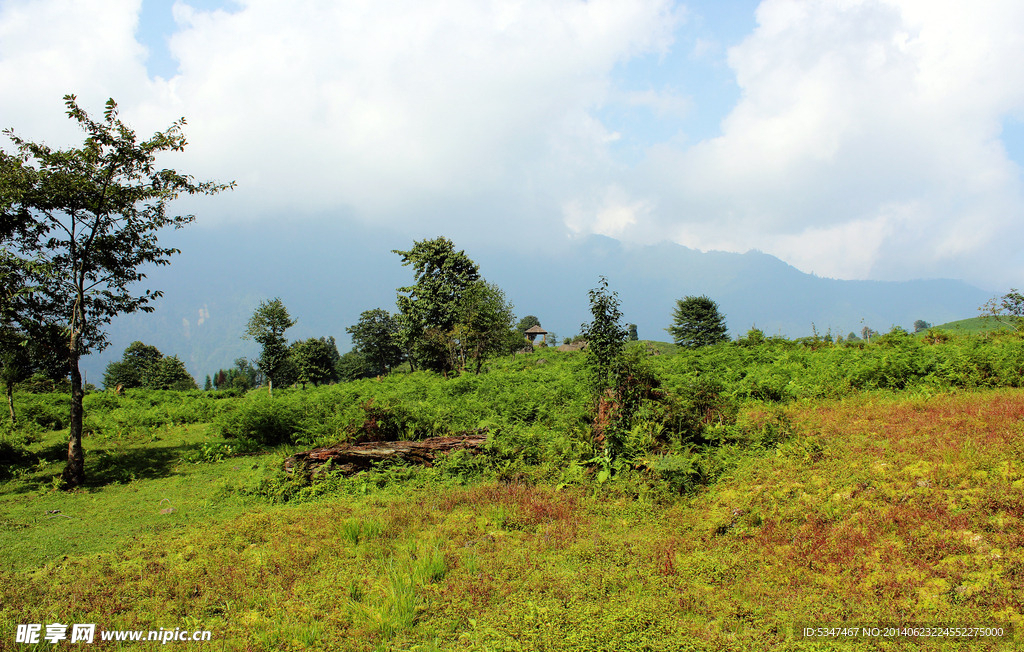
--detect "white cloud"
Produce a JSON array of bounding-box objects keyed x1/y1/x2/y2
[
  {"x1": 1, "y1": 0, "x2": 678, "y2": 240},
  {"x1": 157, "y1": 0, "x2": 678, "y2": 223},
  {"x1": 5, "y1": 0, "x2": 1024, "y2": 288},
  {"x1": 614, "y1": 0, "x2": 1024, "y2": 286},
  {"x1": 564, "y1": 185, "x2": 653, "y2": 238},
  {"x1": 0, "y1": 0, "x2": 153, "y2": 142}
]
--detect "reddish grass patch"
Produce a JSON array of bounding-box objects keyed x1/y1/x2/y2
[{"x1": 436, "y1": 482, "x2": 579, "y2": 529}]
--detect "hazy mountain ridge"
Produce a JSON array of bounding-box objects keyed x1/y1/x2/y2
[{"x1": 82, "y1": 221, "x2": 992, "y2": 384}]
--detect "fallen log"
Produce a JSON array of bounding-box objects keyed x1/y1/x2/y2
[{"x1": 284, "y1": 429, "x2": 490, "y2": 477}]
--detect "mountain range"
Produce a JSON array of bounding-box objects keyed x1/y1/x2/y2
[{"x1": 81, "y1": 218, "x2": 993, "y2": 385}]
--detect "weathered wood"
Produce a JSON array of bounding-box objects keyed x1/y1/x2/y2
[{"x1": 284, "y1": 430, "x2": 490, "y2": 476}]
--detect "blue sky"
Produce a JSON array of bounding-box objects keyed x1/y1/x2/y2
[{"x1": 3, "y1": 0, "x2": 1024, "y2": 290}]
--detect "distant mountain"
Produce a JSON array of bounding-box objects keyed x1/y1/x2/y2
[{"x1": 81, "y1": 219, "x2": 992, "y2": 385}]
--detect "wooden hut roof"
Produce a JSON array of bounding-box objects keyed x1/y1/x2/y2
[{"x1": 524, "y1": 325, "x2": 548, "y2": 334}]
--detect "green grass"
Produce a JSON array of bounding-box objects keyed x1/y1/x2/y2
[
  {"x1": 3, "y1": 338, "x2": 1024, "y2": 650},
  {"x1": 3, "y1": 390, "x2": 1023, "y2": 650},
  {"x1": 930, "y1": 316, "x2": 1015, "y2": 334},
  {"x1": 0, "y1": 422, "x2": 285, "y2": 571}
]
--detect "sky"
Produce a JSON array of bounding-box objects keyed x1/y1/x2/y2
[{"x1": 2, "y1": 0, "x2": 1024, "y2": 290}]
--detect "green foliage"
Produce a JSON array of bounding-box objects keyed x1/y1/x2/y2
[
  {"x1": 515, "y1": 315, "x2": 541, "y2": 338},
  {"x1": 1, "y1": 96, "x2": 233, "y2": 358},
  {"x1": 580, "y1": 276, "x2": 628, "y2": 392},
  {"x1": 103, "y1": 342, "x2": 196, "y2": 390},
  {"x1": 216, "y1": 394, "x2": 303, "y2": 445},
  {"x1": 667, "y1": 295, "x2": 728, "y2": 348},
  {"x1": 0, "y1": 328, "x2": 34, "y2": 425},
  {"x1": 981, "y1": 288, "x2": 1024, "y2": 332},
  {"x1": 930, "y1": 316, "x2": 1013, "y2": 334},
  {"x1": 243, "y1": 298, "x2": 295, "y2": 395},
  {"x1": 213, "y1": 357, "x2": 260, "y2": 391},
  {"x1": 147, "y1": 355, "x2": 198, "y2": 390},
  {"x1": 7, "y1": 336, "x2": 1024, "y2": 651},
  {"x1": 337, "y1": 351, "x2": 373, "y2": 382},
  {"x1": 182, "y1": 439, "x2": 261, "y2": 464},
  {"x1": 347, "y1": 308, "x2": 404, "y2": 376},
  {"x1": 10, "y1": 391, "x2": 66, "y2": 430},
  {"x1": 118, "y1": 339, "x2": 162, "y2": 380},
  {"x1": 290, "y1": 336, "x2": 340, "y2": 388},
  {"x1": 393, "y1": 237, "x2": 482, "y2": 373},
  {"x1": 447, "y1": 281, "x2": 518, "y2": 374}
]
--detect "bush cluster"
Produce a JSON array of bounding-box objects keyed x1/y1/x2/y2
[{"x1": 9, "y1": 329, "x2": 1024, "y2": 499}]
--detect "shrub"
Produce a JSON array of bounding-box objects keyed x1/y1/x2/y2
[
  {"x1": 216, "y1": 394, "x2": 304, "y2": 445},
  {"x1": 16, "y1": 393, "x2": 66, "y2": 431}
]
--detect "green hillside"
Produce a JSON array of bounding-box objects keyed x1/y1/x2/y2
[
  {"x1": 931, "y1": 315, "x2": 1016, "y2": 333},
  {"x1": 3, "y1": 335, "x2": 1024, "y2": 650}
]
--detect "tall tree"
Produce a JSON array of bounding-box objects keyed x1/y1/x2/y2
[
  {"x1": 393, "y1": 237, "x2": 480, "y2": 373},
  {"x1": 0, "y1": 95, "x2": 232, "y2": 487},
  {"x1": 667, "y1": 296, "x2": 729, "y2": 348},
  {"x1": 347, "y1": 308, "x2": 404, "y2": 376},
  {"x1": 450, "y1": 280, "x2": 518, "y2": 374},
  {"x1": 243, "y1": 298, "x2": 295, "y2": 396},
  {"x1": 103, "y1": 340, "x2": 163, "y2": 389},
  {"x1": 290, "y1": 336, "x2": 339, "y2": 388},
  {"x1": 146, "y1": 355, "x2": 197, "y2": 390}
]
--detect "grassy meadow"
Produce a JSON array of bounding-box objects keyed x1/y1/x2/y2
[{"x1": 2, "y1": 331, "x2": 1024, "y2": 650}]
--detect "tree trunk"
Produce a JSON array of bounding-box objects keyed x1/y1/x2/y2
[
  {"x1": 62, "y1": 349, "x2": 85, "y2": 488},
  {"x1": 284, "y1": 430, "x2": 490, "y2": 477},
  {"x1": 268, "y1": 377, "x2": 273, "y2": 397},
  {"x1": 5, "y1": 382, "x2": 15, "y2": 426}
]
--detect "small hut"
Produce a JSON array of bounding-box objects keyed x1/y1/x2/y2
[{"x1": 524, "y1": 324, "x2": 548, "y2": 343}]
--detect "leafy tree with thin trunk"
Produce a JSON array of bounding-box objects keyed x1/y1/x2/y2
[
  {"x1": 347, "y1": 308, "x2": 404, "y2": 376},
  {"x1": 581, "y1": 276, "x2": 628, "y2": 392},
  {"x1": 393, "y1": 237, "x2": 480, "y2": 373},
  {"x1": 244, "y1": 298, "x2": 295, "y2": 396},
  {"x1": 290, "y1": 336, "x2": 340, "y2": 388},
  {"x1": 981, "y1": 289, "x2": 1024, "y2": 332},
  {"x1": 0, "y1": 328, "x2": 32, "y2": 425},
  {"x1": 0, "y1": 95, "x2": 232, "y2": 488},
  {"x1": 450, "y1": 280, "x2": 518, "y2": 374},
  {"x1": 667, "y1": 296, "x2": 728, "y2": 348}
]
